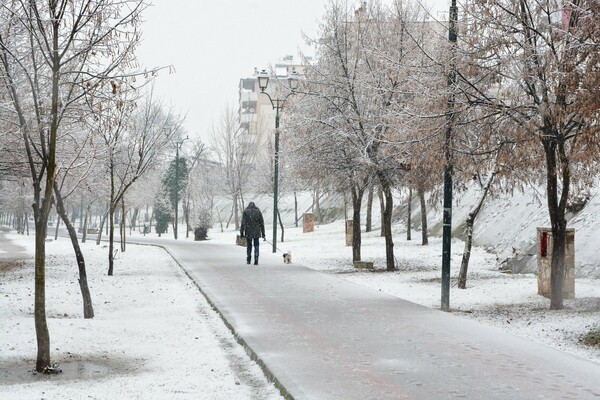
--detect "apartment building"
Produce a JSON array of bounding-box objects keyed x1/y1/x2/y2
[{"x1": 237, "y1": 55, "x2": 308, "y2": 169}]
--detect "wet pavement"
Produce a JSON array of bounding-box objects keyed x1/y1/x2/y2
[{"x1": 142, "y1": 238, "x2": 600, "y2": 400}]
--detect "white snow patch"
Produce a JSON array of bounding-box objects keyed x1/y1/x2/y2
[{"x1": 0, "y1": 232, "x2": 283, "y2": 400}]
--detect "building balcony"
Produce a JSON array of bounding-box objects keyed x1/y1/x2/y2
[
  {"x1": 240, "y1": 113, "x2": 256, "y2": 124},
  {"x1": 240, "y1": 91, "x2": 257, "y2": 103},
  {"x1": 241, "y1": 101, "x2": 257, "y2": 112}
]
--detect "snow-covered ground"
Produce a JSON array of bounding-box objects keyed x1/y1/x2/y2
[
  {"x1": 1, "y1": 213, "x2": 599, "y2": 399},
  {"x1": 0, "y1": 231, "x2": 283, "y2": 400}
]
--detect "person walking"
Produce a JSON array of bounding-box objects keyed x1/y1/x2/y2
[{"x1": 240, "y1": 202, "x2": 265, "y2": 265}]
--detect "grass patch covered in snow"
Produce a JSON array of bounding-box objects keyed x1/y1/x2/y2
[{"x1": 583, "y1": 329, "x2": 600, "y2": 347}]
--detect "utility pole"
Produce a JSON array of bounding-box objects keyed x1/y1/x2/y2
[{"x1": 442, "y1": 0, "x2": 457, "y2": 310}]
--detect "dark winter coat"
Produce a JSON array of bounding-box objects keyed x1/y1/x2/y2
[{"x1": 240, "y1": 202, "x2": 265, "y2": 239}]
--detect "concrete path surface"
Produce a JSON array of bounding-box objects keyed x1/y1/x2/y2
[
  {"x1": 127, "y1": 237, "x2": 600, "y2": 399},
  {"x1": 0, "y1": 227, "x2": 29, "y2": 260}
]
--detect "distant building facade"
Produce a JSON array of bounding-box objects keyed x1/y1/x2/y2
[{"x1": 237, "y1": 55, "x2": 309, "y2": 171}]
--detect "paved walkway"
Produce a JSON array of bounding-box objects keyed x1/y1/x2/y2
[
  {"x1": 0, "y1": 227, "x2": 29, "y2": 260},
  {"x1": 144, "y1": 238, "x2": 600, "y2": 400}
]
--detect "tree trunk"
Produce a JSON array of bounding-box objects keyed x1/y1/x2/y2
[
  {"x1": 54, "y1": 212, "x2": 60, "y2": 240},
  {"x1": 351, "y1": 186, "x2": 364, "y2": 262},
  {"x1": 34, "y1": 217, "x2": 50, "y2": 372},
  {"x1": 120, "y1": 198, "x2": 126, "y2": 253},
  {"x1": 315, "y1": 188, "x2": 322, "y2": 224},
  {"x1": 108, "y1": 163, "x2": 116, "y2": 276},
  {"x1": 54, "y1": 184, "x2": 94, "y2": 318},
  {"x1": 294, "y1": 191, "x2": 298, "y2": 228},
  {"x1": 225, "y1": 210, "x2": 233, "y2": 229},
  {"x1": 34, "y1": 141, "x2": 56, "y2": 372},
  {"x1": 378, "y1": 175, "x2": 395, "y2": 271},
  {"x1": 184, "y1": 199, "x2": 190, "y2": 238},
  {"x1": 366, "y1": 185, "x2": 373, "y2": 233},
  {"x1": 343, "y1": 191, "x2": 349, "y2": 221},
  {"x1": 407, "y1": 187, "x2": 412, "y2": 241},
  {"x1": 550, "y1": 221, "x2": 567, "y2": 309},
  {"x1": 233, "y1": 193, "x2": 240, "y2": 230},
  {"x1": 278, "y1": 209, "x2": 285, "y2": 243},
  {"x1": 82, "y1": 206, "x2": 89, "y2": 243},
  {"x1": 544, "y1": 136, "x2": 569, "y2": 310},
  {"x1": 216, "y1": 207, "x2": 224, "y2": 233},
  {"x1": 78, "y1": 196, "x2": 84, "y2": 232},
  {"x1": 143, "y1": 204, "x2": 149, "y2": 235},
  {"x1": 418, "y1": 187, "x2": 428, "y2": 246},
  {"x1": 458, "y1": 164, "x2": 499, "y2": 289},
  {"x1": 239, "y1": 192, "x2": 245, "y2": 216},
  {"x1": 130, "y1": 207, "x2": 139, "y2": 235},
  {"x1": 378, "y1": 187, "x2": 385, "y2": 237},
  {"x1": 458, "y1": 213, "x2": 474, "y2": 289},
  {"x1": 108, "y1": 202, "x2": 115, "y2": 275},
  {"x1": 96, "y1": 208, "x2": 108, "y2": 245}
]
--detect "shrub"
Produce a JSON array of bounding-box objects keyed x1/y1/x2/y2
[
  {"x1": 583, "y1": 329, "x2": 600, "y2": 347},
  {"x1": 192, "y1": 207, "x2": 211, "y2": 241}
]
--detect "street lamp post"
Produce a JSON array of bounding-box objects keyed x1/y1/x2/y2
[
  {"x1": 257, "y1": 70, "x2": 299, "y2": 253},
  {"x1": 174, "y1": 136, "x2": 188, "y2": 240},
  {"x1": 441, "y1": 0, "x2": 458, "y2": 310}
]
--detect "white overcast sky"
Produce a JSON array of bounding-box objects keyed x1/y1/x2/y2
[{"x1": 136, "y1": 0, "x2": 447, "y2": 144}]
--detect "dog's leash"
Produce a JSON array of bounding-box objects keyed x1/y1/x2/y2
[{"x1": 262, "y1": 238, "x2": 287, "y2": 254}]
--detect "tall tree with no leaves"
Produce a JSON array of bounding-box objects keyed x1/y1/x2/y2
[
  {"x1": 93, "y1": 87, "x2": 180, "y2": 276},
  {"x1": 0, "y1": 0, "x2": 149, "y2": 371},
  {"x1": 289, "y1": 0, "x2": 433, "y2": 268},
  {"x1": 210, "y1": 103, "x2": 256, "y2": 230}
]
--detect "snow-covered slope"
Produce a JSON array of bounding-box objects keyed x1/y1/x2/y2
[
  {"x1": 227, "y1": 178, "x2": 600, "y2": 278},
  {"x1": 234, "y1": 181, "x2": 600, "y2": 278},
  {"x1": 420, "y1": 183, "x2": 600, "y2": 278}
]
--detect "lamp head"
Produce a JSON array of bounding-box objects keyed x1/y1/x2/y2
[
  {"x1": 257, "y1": 70, "x2": 269, "y2": 92},
  {"x1": 288, "y1": 72, "x2": 300, "y2": 91}
]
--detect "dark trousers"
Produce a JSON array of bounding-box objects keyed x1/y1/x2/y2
[{"x1": 246, "y1": 238, "x2": 260, "y2": 261}]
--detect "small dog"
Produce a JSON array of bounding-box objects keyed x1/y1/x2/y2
[{"x1": 282, "y1": 251, "x2": 292, "y2": 264}]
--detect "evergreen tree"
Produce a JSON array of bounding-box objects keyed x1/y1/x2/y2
[
  {"x1": 162, "y1": 156, "x2": 189, "y2": 212},
  {"x1": 154, "y1": 192, "x2": 171, "y2": 237}
]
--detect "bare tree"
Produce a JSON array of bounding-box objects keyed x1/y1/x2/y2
[
  {"x1": 124, "y1": 163, "x2": 163, "y2": 234},
  {"x1": 210, "y1": 103, "x2": 256, "y2": 231},
  {"x1": 288, "y1": 0, "x2": 433, "y2": 268},
  {"x1": 93, "y1": 87, "x2": 180, "y2": 276},
  {"x1": 461, "y1": 0, "x2": 600, "y2": 309},
  {"x1": 0, "y1": 0, "x2": 148, "y2": 371},
  {"x1": 288, "y1": 1, "x2": 378, "y2": 263}
]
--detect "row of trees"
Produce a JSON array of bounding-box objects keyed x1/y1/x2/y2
[
  {"x1": 281, "y1": 0, "x2": 599, "y2": 310},
  {"x1": 0, "y1": 0, "x2": 208, "y2": 372}
]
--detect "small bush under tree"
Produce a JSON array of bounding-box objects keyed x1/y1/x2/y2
[
  {"x1": 192, "y1": 207, "x2": 211, "y2": 241},
  {"x1": 583, "y1": 329, "x2": 600, "y2": 348}
]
